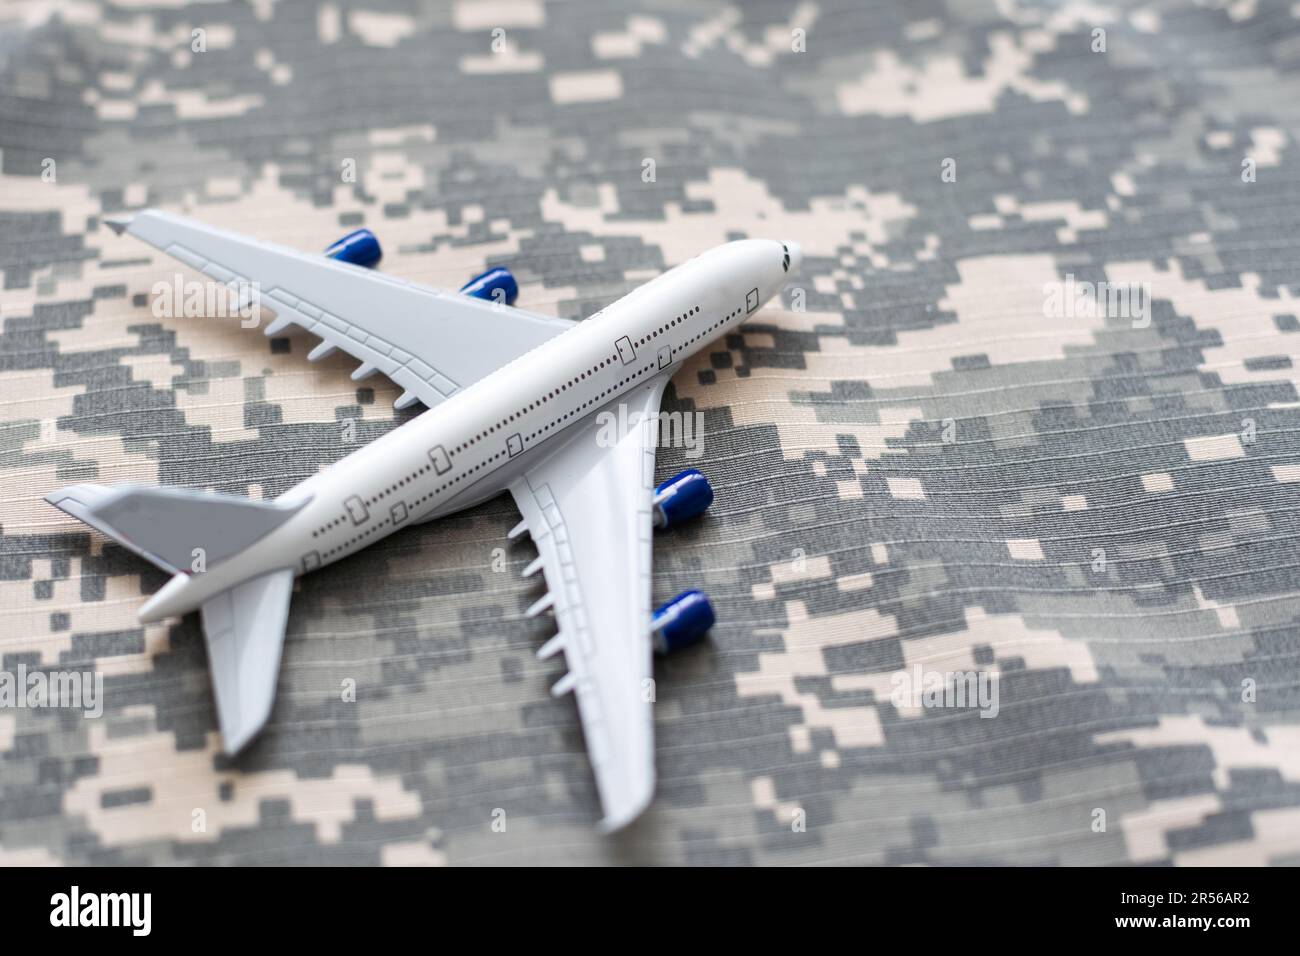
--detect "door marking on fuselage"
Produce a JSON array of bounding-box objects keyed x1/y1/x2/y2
[
  {"x1": 616, "y1": 336, "x2": 636, "y2": 365},
  {"x1": 345, "y1": 495, "x2": 369, "y2": 525},
  {"x1": 428, "y1": 445, "x2": 452, "y2": 475}
]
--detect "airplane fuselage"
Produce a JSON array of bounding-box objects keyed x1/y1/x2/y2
[{"x1": 140, "y1": 239, "x2": 798, "y2": 622}]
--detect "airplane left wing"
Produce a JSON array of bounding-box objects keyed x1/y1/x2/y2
[
  {"x1": 111, "y1": 210, "x2": 574, "y2": 411},
  {"x1": 508, "y1": 374, "x2": 669, "y2": 831}
]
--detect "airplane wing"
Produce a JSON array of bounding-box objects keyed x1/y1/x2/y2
[
  {"x1": 111, "y1": 210, "x2": 574, "y2": 411},
  {"x1": 508, "y1": 373, "x2": 669, "y2": 832}
]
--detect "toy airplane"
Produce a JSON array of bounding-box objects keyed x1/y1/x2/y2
[{"x1": 46, "y1": 210, "x2": 801, "y2": 831}]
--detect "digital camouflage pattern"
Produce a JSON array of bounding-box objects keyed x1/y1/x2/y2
[{"x1": 2, "y1": 0, "x2": 1299, "y2": 865}]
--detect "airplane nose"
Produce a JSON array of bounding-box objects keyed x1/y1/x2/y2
[{"x1": 782, "y1": 240, "x2": 802, "y2": 276}]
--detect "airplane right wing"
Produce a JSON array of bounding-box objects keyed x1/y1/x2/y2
[
  {"x1": 111, "y1": 209, "x2": 575, "y2": 411},
  {"x1": 508, "y1": 374, "x2": 669, "y2": 831}
]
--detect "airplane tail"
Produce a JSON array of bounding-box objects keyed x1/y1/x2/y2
[
  {"x1": 197, "y1": 568, "x2": 295, "y2": 752},
  {"x1": 46, "y1": 483, "x2": 304, "y2": 753},
  {"x1": 45, "y1": 483, "x2": 301, "y2": 575}
]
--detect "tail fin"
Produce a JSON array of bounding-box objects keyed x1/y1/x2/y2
[
  {"x1": 45, "y1": 483, "x2": 304, "y2": 574},
  {"x1": 47, "y1": 483, "x2": 305, "y2": 754}
]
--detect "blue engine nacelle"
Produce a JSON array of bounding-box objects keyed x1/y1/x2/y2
[
  {"x1": 325, "y1": 228, "x2": 382, "y2": 268},
  {"x1": 460, "y1": 267, "x2": 519, "y2": 306},
  {"x1": 653, "y1": 469, "x2": 714, "y2": 529},
  {"x1": 652, "y1": 589, "x2": 715, "y2": 654}
]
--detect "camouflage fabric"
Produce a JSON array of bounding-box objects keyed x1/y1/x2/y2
[{"x1": 2, "y1": 0, "x2": 1299, "y2": 866}]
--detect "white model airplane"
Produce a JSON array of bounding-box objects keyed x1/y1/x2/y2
[{"x1": 46, "y1": 210, "x2": 801, "y2": 831}]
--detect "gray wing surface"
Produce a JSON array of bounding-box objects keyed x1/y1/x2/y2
[
  {"x1": 114, "y1": 209, "x2": 574, "y2": 410},
  {"x1": 508, "y1": 374, "x2": 669, "y2": 831}
]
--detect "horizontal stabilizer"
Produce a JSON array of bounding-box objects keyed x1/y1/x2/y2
[
  {"x1": 46, "y1": 483, "x2": 306, "y2": 574},
  {"x1": 200, "y1": 568, "x2": 295, "y2": 753}
]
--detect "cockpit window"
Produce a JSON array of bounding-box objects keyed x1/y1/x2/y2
[{"x1": 781, "y1": 243, "x2": 790, "y2": 273}]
